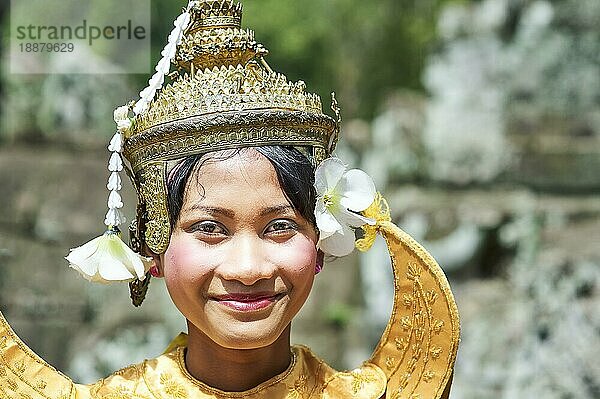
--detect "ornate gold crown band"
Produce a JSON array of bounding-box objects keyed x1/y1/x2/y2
[{"x1": 125, "y1": 110, "x2": 337, "y2": 173}]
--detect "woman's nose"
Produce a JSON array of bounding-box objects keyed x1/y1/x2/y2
[{"x1": 217, "y1": 233, "x2": 275, "y2": 285}]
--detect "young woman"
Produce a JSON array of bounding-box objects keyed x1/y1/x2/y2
[{"x1": 0, "y1": 1, "x2": 459, "y2": 398}]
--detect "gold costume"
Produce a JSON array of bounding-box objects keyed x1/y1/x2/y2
[
  {"x1": 1, "y1": 1, "x2": 459, "y2": 397},
  {"x1": 0, "y1": 223, "x2": 459, "y2": 398}
]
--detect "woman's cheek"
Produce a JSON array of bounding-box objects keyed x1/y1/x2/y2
[
  {"x1": 270, "y1": 236, "x2": 317, "y2": 275},
  {"x1": 164, "y1": 238, "x2": 215, "y2": 286}
]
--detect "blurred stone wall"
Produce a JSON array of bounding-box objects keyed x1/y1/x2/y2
[
  {"x1": 1, "y1": 0, "x2": 598, "y2": 397},
  {"x1": 355, "y1": 1, "x2": 600, "y2": 397}
]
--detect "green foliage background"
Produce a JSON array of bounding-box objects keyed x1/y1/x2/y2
[
  {"x1": 0, "y1": 0, "x2": 460, "y2": 142},
  {"x1": 145, "y1": 0, "x2": 458, "y2": 118}
]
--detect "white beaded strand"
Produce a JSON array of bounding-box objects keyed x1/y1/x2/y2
[
  {"x1": 104, "y1": 130, "x2": 126, "y2": 228},
  {"x1": 133, "y1": 6, "x2": 192, "y2": 116}
]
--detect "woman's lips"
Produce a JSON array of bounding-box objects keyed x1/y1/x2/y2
[{"x1": 211, "y1": 293, "x2": 284, "y2": 312}]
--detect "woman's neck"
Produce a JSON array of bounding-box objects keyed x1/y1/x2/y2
[{"x1": 184, "y1": 323, "x2": 293, "y2": 392}]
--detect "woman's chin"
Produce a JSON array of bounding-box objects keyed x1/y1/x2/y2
[{"x1": 208, "y1": 320, "x2": 288, "y2": 350}]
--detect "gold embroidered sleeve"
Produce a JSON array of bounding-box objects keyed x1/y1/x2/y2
[
  {"x1": 0, "y1": 311, "x2": 76, "y2": 399},
  {"x1": 321, "y1": 362, "x2": 386, "y2": 399},
  {"x1": 367, "y1": 222, "x2": 460, "y2": 399}
]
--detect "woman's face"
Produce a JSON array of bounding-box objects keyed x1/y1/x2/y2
[{"x1": 159, "y1": 149, "x2": 317, "y2": 349}]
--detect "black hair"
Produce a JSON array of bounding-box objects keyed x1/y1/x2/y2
[{"x1": 166, "y1": 146, "x2": 317, "y2": 230}]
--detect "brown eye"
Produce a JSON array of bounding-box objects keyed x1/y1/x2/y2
[
  {"x1": 190, "y1": 221, "x2": 227, "y2": 235},
  {"x1": 264, "y1": 220, "x2": 298, "y2": 235}
]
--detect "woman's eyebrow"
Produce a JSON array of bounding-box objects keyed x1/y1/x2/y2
[
  {"x1": 259, "y1": 204, "x2": 295, "y2": 217},
  {"x1": 183, "y1": 204, "x2": 294, "y2": 218},
  {"x1": 185, "y1": 204, "x2": 235, "y2": 219}
]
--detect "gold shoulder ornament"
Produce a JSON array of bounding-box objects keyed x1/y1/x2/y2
[
  {"x1": 312, "y1": 156, "x2": 460, "y2": 398},
  {"x1": 358, "y1": 194, "x2": 460, "y2": 398}
]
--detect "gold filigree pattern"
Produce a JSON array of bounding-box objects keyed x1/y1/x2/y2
[
  {"x1": 186, "y1": 0, "x2": 243, "y2": 31},
  {"x1": 14, "y1": 360, "x2": 26, "y2": 375},
  {"x1": 401, "y1": 316, "x2": 412, "y2": 331},
  {"x1": 132, "y1": 63, "x2": 325, "y2": 136},
  {"x1": 136, "y1": 164, "x2": 170, "y2": 254},
  {"x1": 96, "y1": 384, "x2": 148, "y2": 399},
  {"x1": 160, "y1": 373, "x2": 188, "y2": 398},
  {"x1": 402, "y1": 294, "x2": 414, "y2": 308},
  {"x1": 385, "y1": 357, "x2": 396, "y2": 370},
  {"x1": 125, "y1": 110, "x2": 333, "y2": 173},
  {"x1": 5, "y1": 378, "x2": 17, "y2": 391},
  {"x1": 287, "y1": 374, "x2": 307, "y2": 398},
  {"x1": 176, "y1": 25, "x2": 264, "y2": 70},
  {"x1": 425, "y1": 291, "x2": 438, "y2": 305},
  {"x1": 395, "y1": 337, "x2": 409, "y2": 352},
  {"x1": 350, "y1": 370, "x2": 369, "y2": 394},
  {"x1": 367, "y1": 222, "x2": 460, "y2": 399},
  {"x1": 423, "y1": 371, "x2": 435, "y2": 383},
  {"x1": 429, "y1": 347, "x2": 443, "y2": 360},
  {"x1": 406, "y1": 261, "x2": 421, "y2": 281},
  {"x1": 433, "y1": 320, "x2": 444, "y2": 334}
]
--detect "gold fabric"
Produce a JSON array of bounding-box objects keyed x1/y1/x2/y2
[
  {"x1": 0, "y1": 223, "x2": 459, "y2": 398},
  {"x1": 0, "y1": 322, "x2": 385, "y2": 399}
]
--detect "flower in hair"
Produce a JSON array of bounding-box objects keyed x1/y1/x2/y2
[
  {"x1": 314, "y1": 158, "x2": 376, "y2": 257},
  {"x1": 65, "y1": 101, "x2": 147, "y2": 283},
  {"x1": 65, "y1": 230, "x2": 152, "y2": 284}
]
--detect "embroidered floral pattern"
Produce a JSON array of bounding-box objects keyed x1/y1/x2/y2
[
  {"x1": 287, "y1": 374, "x2": 308, "y2": 398},
  {"x1": 160, "y1": 373, "x2": 188, "y2": 398}
]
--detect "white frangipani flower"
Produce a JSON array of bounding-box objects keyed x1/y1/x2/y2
[
  {"x1": 314, "y1": 157, "x2": 377, "y2": 257},
  {"x1": 65, "y1": 232, "x2": 152, "y2": 284}
]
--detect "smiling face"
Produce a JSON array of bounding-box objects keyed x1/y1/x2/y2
[{"x1": 159, "y1": 149, "x2": 318, "y2": 350}]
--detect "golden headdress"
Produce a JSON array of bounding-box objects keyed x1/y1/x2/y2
[{"x1": 123, "y1": 0, "x2": 341, "y2": 256}]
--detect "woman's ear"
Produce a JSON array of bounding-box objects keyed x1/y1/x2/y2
[
  {"x1": 315, "y1": 249, "x2": 324, "y2": 275},
  {"x1": 142, "y1": 243, "x2": 164, "y2": 278}
]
